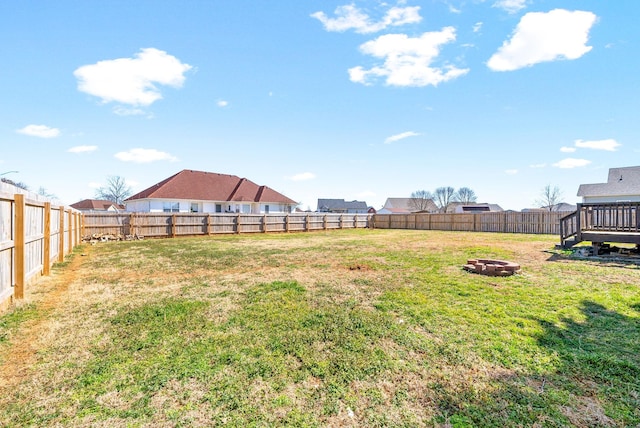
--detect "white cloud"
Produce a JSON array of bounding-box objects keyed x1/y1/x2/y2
[
  {"x1": 473, "y1": 22, "x2": 483, "y2": 33},
  {"x1": 529, "y1": 163, "x2": 547, "y2": 168},
  {"x1": 493, "y1": 0, "x2": 527, "y2": 14},
  {"x1": 560, "y1": 146, "x2": 576, "y2": 153},
  {"x1": 289, "y1": 172, "x2": 316, "y2": 181},
  {"x1": 349, "y1": 28, "x2": 469, "y2": 87},
  {"x1": 114, "y1": 148, "x2": 178, "y2": 163},
  {"x1": 487, "y1": 9, "x2": 597, "y2": 72},
  {"x1": 68, "y1": 145, "x2": 98, "y2": 153},
  {"x1": 553, "y1": 158, "x2": 591, "y2": 169},
  {"x1": 385, "y1": 131, "x2": 420, "y2": 144},
  {"x1": 311, "y1": 5, "x2": 421, "y2": 34},
  {"x1": 16, "y1": 124, "x2": 60, "y2": 138},
  {"x1": 574, "y1": 138, "x2": 620, "y2": 151},
  {"x1": 217, "y1": 100, "x2": 229, "y2": 107},
  {"x1": 505, "y1": 169, "x2": 518, "y2": 175},
  {"x1": 74, "y1": 48, "x2": 192, "y2": 106}
]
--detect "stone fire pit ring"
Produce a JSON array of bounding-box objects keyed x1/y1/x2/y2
[{"x1": 463, "y1": 259, "x2": 521, "y2": 276}]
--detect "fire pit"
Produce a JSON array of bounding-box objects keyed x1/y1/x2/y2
[{"x1": 463, "y1": 259, "x2": 521, "y2": 276}]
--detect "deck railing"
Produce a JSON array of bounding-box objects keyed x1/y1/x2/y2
[
  {"x1": 580, "y1": 202, "x2": 640, "y2": 232},
  {"x1": 560, "y1": 202, "x2": 640, "y2": 247}
]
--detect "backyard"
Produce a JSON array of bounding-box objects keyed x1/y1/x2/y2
[{"x1": 0, "y1": 229, "x2": 638, "y2": 427}]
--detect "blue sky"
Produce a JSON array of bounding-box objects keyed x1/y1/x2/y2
[{"x1": 1, "y1": 0, "x2": 637, "y2": 211}]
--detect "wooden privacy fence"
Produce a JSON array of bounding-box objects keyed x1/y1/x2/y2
[
  {"x1": 372, "y1": 211, "x2": 566, "y2": 235},
  {"x1": 0, "y1": 191, "x2": 82, "y2": 310},
  {"x1": 83, "y1": 212, "x2": 372, "y2": 238}
]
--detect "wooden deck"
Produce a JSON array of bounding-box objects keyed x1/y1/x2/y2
[{"x1": 560, "y1": 202, "x2": 640, "y2": 248}]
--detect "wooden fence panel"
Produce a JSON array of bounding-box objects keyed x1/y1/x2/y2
[
  {"x1": 0, "y1": 189, "x2": 81, "y2": 310},
  {"x1": 82, "y1": 213, "x2": 372, "y2": 237},
  {"x1": 372, "y1": 212, "x2": 564, "y2": 235},
  {"x1": 24, "y1": 202, "x2": 45, "y2": 282},
  {"x1": 0, "y1": 194, "x2": 13, "y2": 305},
  {"x1": 49, "y1": 207, "x2": 61, "y2": 265}
]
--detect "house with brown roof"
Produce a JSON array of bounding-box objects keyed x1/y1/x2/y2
[
  {"x1": 70, "y1": 199, "x2": 125, "y2": 212},
  {"x1": 124, "y1": 169, "x2": 298, "y2": 214}
]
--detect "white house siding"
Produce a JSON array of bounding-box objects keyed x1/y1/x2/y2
[
  {"x1": 126, "y1": 198, "x2": 292, "y2": 214},
  {"x1": 583, "y1": 195, "x2": 640, "y2": 203}
]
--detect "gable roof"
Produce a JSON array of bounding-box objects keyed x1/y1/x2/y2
[
  {"x1": 126, "y1": 170, "x2": 297, "y2": 205},
  {"x1": 577, "y1": 166, "x2": 640, "y2": 198},
  {"x1": 70, "y1": 199, "x2": 124, "y2": 211},
  {"x1": 317, "y1": 198, "x2": 368, "y2": 211},
  {"x1": 382, "y1": 197, "x2": 438, "y2": 213}
]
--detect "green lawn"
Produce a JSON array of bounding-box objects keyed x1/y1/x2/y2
[{"x1": 0, "y1": 229, "x2": 638, "y2": 427}]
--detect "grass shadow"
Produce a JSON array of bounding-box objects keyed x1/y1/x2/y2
[{"x1": 533, "y1": 300, "x2": 640, "y2": 425}]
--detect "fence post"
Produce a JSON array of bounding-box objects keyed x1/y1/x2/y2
[
  {"x1": 236, "y1": 213, "x2": 241, "y2": 234},
  {"x1": 323, "y1": 215, "x2": 327, "y2": 230},
  {"x1": 43, "y1": 202, "x2": 51, "y2": 276},
  {"x1": 576, "y1": 203, "x2": 582, "y2": 242},
  {"x1": 14, "y1": 194, "x2": 25, "y2": 299},
  {"x1": 263, "y1": 214, "x2": 267, "y2": 233},
  {"x1": 171, "y1": 214, "x2": 177, "y2": 237},
  {"x1": 305, "y1": 214, "x2": 310, "y2": 231},
  {"x1": 58, "y1": 206, "x2": 65, "y2": 262},
  {"x1": 285, "y1": 215, "x2": 290, "y2": 232},
  {"x1": 354, "y1": 214, "x2": 358, "y2": 229},
  {"x1": 67, "y1": 209, "x2": 72, "y2": 254},
  {"x1": 207, "y1": 214, "x2": 212, "y2": 235},
  {"x1": 339, "y1": 215, "x2": 344, "y2": 229}
]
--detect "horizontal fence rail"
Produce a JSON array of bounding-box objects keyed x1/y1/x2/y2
[
  {"x1": 0, "y1": 191, "x2": 82, "y2": 310},
  {"x1": 82, "y1": 212, "x2": 372, "y2": 238},
  {"x1": 372, "y1": 211, "x2": 566, "y2": 235}
]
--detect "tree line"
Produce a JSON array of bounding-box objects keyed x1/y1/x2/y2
[{"x1": 409, "y1": 186, "x2": 477, "y2": 213}]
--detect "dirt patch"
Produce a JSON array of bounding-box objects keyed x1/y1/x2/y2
[{"x1": 0, "y1": 247, "x2": 91, "y2": 392}]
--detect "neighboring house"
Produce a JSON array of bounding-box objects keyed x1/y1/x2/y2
[
  {"x1": 70, "y1": 199, "x2": 124, "y2": 212},
  {"x1": 317, "y1": 199, "x2": 369, "y2": 213},
  {"x1": 125, "y1": 169, "x2": 298, "y2": 214},
  {"x1": 451, "y1": 203, "x2": 503, "y2": 213},
  {"x1": 522, "y1": 203, "x2": 576, "y2": 213},
  {"x1": 577, "y1": 166, "x2": 640, "y2": 203},
  {"x1": 377, "y1": 197, "x2": 438, "y2": 214}
]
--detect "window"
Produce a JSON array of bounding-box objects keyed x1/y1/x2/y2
[
  {"x1": 264, "y1": 205, "x2": 270, "y2": 214},
  {"x1": 163, "y1": 202, "x2": 180, "y2": 213},
  {"x1": 190, "y1": 203, "x2": 199, "y2": 213},
  {"x1": 215, "y1": 204, "x2": 222, "y2": 213}
]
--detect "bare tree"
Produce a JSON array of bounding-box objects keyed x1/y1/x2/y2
[
  {"x1": 409, "y1": 190, "x2": 434, "y2": 211},
  {"x1": 38, "y1": 187, "x2": 57, "y2": 199},
  {"x1": 454, "y1": 187, "x2": 477, "y2": 204},
  {"x1": 95, "y1": 176, "x2": 132, "y2": 205},
  {"x1": 434, "y1": 186, "x2": 455, "y2": 212},
  {"x1": 1, "y1": 177, "x2": 29, "y2": 190},
  {"x1": 536, "y1": 184, "x2": 564, "y2": 211}
]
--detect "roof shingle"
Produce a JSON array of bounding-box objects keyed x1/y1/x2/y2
[{"x1": 126, "y1": 170, "x2": 297, "y2": 204}]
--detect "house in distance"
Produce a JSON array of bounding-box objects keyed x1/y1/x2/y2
[
  {"x1": 70, "y1": 199, "x2": 124, "y2": 213},
  {"x1": 125, "y1": 169, "x2": 298, "y2": 214},
  {"x1": 316, "y1": 199, "x2": 369, "y2": 214}
]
